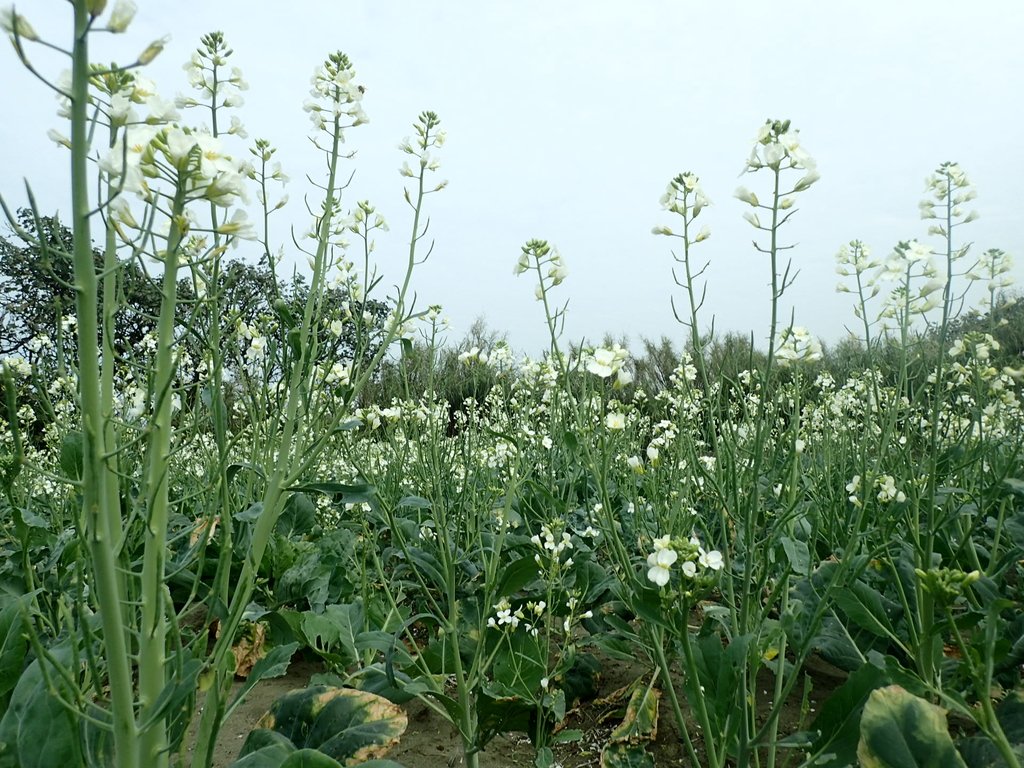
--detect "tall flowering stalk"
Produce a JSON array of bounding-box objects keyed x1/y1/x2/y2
[
  {"x1": 735, "y1": 118, "x2": 819, "y2": 372},
  {"x1": 653, "y1": 171, "x2": 712, "y2": 385},
  {"x1": 916, "y1": 163, "x2": 978, "y2": 691}
]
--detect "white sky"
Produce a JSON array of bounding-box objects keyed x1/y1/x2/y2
[{"x1": 3, "y1": 1, "x2": 1022, "y2": 356}]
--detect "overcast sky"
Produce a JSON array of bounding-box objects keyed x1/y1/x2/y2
[{"x1": 3, "y1": 1, "x2": 1022, "y2": 355}]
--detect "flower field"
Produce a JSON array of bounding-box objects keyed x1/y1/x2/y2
[{"x1": 1, "y1": 4, "x2": 1023, "y2": 768}]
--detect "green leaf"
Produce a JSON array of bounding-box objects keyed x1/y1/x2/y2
[
  {"x1": 240, "y1": 685, "x2": 407, "y2": 766},
  {"x1": 235, "y1": 502, "x2": 264, "y2": 523},
  {"x1": 1002, "y1": 478, "x2": 1024, "y2": 496},
  {"x1": 958, "y1": 691, "x2": 1024, "y2": 768},
  {"x1": 280, "y1": 750, "x2": 344, "y2": 768},
  {"x1": 835, "y1": 581, "x2": 899, "y2": 641},
  {"x1": 228, "y1": 643, "x2": 299, "y2": 717},
  {"x1": 857, "y1": 685, "x2": 967, "y2": 768},
  {"x1": 780, "y1": 536, "x2": 810, "y2": 576},
  {"x1": 995, "y1": 690, "x2": 1024, "y2": 745},
  {"x1": 0, "y1": 645, "x2": 80, "y2": 768},
  {"x1": 58, "y1": 431, "x2": 82, "y2": 481},
  {"x1": 495, "y1": 555, "x2": 542, "y2": 597},
  {"x1": 608, "y1": 684, "x2": 659, "y2": 743},
  {"x1": 600, "y1": 742, "x2": 655, "y2": 768},
  {"x1": 397, "y1": 496, "x2": 431, "y2": 509},
  {"x1": 535, "y1": 746, "x2": 556, "y2": 768},
  {"x1": 288, "y1": 482, "x2": 376, "y2": 505},
  {"x1": 803, "y1": 659, "x2": 890, "y2": 767},
  {"x1": 0, "y1": 596, "x2": 29, "y2": 703},
  {"x1": 475, "y1": 690, "x2": 534, "y2": 749},
  {"x1": 277, "y1": 493, "x2": 317, "y2": 537},
  {"x1": 301, "y1": 604, "x2": 364, "y2": 670},
  {"x1": 231, "y1": 728, "x2": 297, "y2": 767}
]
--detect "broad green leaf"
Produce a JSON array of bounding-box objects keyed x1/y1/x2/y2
[
  {"x1": 240, "y1": 685, "x2": 407, "y2": 765},
  {"x1": 397, "y1": 496, "x2": 431, "y2": 509},
  {"x1": 857, "y1": 685, "x2": 967, "y2": 768},
  {"x1": 802, "y1": 659, "x2": 890, "y2": 767},
  {"x1": 0, "y1": 596, "x2": 29, "y2": 703},
  {"x1": 277, "y1": 492, "x2": 317, "y2": 536},
  {"x1": 475, "y1": 689, "x2": 534, "y2": 748},
  {"x1": 280, "y1": 749, "x2": 344, "y2": 767},
  {"x1": 301, "y1": 603, "x2": 364, "y2": 669},
  {"x1": 228, "y1": 643, "x2": 299, "y2": 717},
  {"x1": 58, "y1": 431, "x2": 82, "y2": 480},
  {"x1": 835, "y1": 581, "x2": 898, "y2": 641},
  {"x1": 600, "y1": 743, "x2": 655, "y2": 768},
  {"x1": 780, "y1": 536, "x2": 810, "y2": 576},
  {"x1": 0, "y1": 644, "x2": 80, "y2": 768},
  {"x1": 287, "y1": 482, "x2": 376, "y2": 505},
  {"x1": 231, "y1": 729, "x2": 296, "y2": 767},
  {"x1": 608, "y1": 684, "x2": 659, "y2": 743},
  {"x1": 495, "y1": 555, "x2": 542, "y2": 597}
]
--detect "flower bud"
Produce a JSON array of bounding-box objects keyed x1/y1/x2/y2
[
  {"x1": 792, "y1": 169, "x2": 820, "y2": 192},
  {"x1": 734, "y1": 186, "x2": 758, "y2": 206},
  {"x1": 1, "y1": 7, "x2": 38, "y2": 40},
  {"x1": 137, "y1": 36, "x2": 170, "y2": 65}
]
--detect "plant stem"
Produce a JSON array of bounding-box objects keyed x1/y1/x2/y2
[
  {"x1": 138, "y1": 182, "x2": 187, "y2": 766},
  {"x1": 69, "y1": 2, "x2": 137, "y2": 764}
]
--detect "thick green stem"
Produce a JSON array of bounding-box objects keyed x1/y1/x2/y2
[
  {"x1": 70, "y1": 2, "x2": 137, "y2": 765},
  {"x1": 138, "y1": 183, "x2": 187, "y2": 766}
]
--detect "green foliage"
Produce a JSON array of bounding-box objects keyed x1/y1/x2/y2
[
  {"x1": 233, "y1": 685, "x2": 407, "y2": 767},
  {"x1": 857, "y1": 685, "x2": 967, "y2": 768},
  {"x1": 856, "y1": 688, "x2": 966, "y2": 768}
]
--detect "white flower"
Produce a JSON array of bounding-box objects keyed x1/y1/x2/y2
[
  {"x1": 108, "y1": 0, "x2": 136, "y2": 32},
  {"x1": 587, "y1": 348, "x2": 617, "y2": 378},
  {"x1": 325, "y1": 362, "x2": 351, "y2": 386},
  {"x1": 734, "y1": 186, "x2": 759, "y2": 206},
  {"x1": 646, "y1": 546, "x2": 678, "y2": 587},
  {"x1": 775, "y1": 326, "x2": 823, "y2": 367},
  {"x1": 0, "y1": 355, "x2": 31, "y2": 378},
  {"x1": 699, "y1": 549, "x2": 724, "y2": 571},
  {"x1": 605, "y1": 412, "x2": 625, "y2": 430}
]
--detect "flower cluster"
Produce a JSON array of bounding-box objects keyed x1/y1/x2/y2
[
  {"x1": 775, "y1": 326, "x2": 823, "y2": 367},
  {"x1": 920, "y1": 162, "x2": 978, "y2": 234},
  {"x1": 176, "y1": 31, "x2": 248, "y2": 140},
  {"x1": 949, "y1": 332, "x2": 1000, "y2": 361},
  {"x1": 531, "y1": 523, "x2": 574, "y2": 564},
  {"x1": 652, "y1": 171, "x2": 711, "y2": 241},
  {"x1": 875, "y1": 474, "x2": 906, "y2": 503},
  {"x1": 487, "y1": 598, "x2": 524, "y2": 630},
  {"x1": 584, "y1": 343, "x2": 632, "y2": 388},
  {"x1": 646, "y1": 535, "x2": 724, "y2": 588},
  {"x1": 514, "y1": 239, "x2": 568, "y2": 302},
  {"x1": 0, "y1": 355, "x2": 31, "y2": 378},
  {"x1": 100, "y1": 124, "x2": 250, "y2": 208},
  {"x1": 744, "y1": 119, "x2": 817, "y2": 177},
  {"x1": 968, "y1": 248, "x2": 1014, "y2": 294},
  {"x1": 303, "y1": 51, "x2": 368, "y2": 135},
  {"x1": 398, "y1": 110, "x2": 447, "y2": 184}
]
